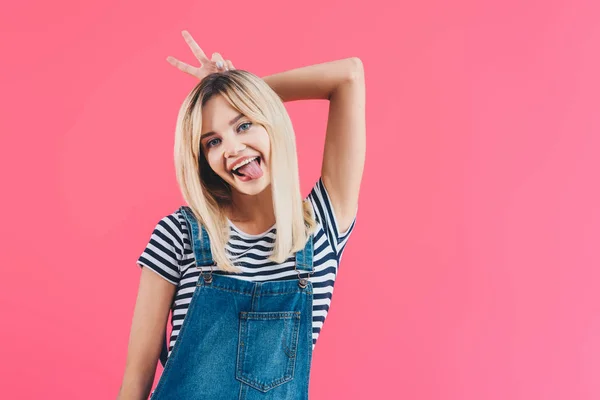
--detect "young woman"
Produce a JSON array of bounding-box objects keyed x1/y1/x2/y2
[{"x1": 118, "y1": 30, "x2": 365, "y2": 400}]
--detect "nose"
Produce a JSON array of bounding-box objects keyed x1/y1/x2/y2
[{"x1": 223, "y1": 138, "x2": 247, "y2": 158}]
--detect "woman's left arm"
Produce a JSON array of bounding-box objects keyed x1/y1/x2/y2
[{"x1": 263, "y1": 58, "x2": 366, "y2": 233}]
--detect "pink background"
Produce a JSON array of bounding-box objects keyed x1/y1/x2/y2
[{"x1": 1, "y1": 0, "x2": 599, "y2": 399}]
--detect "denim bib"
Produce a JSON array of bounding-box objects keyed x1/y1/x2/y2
[{"x1": 150, "y1": 206, "x2": 315, "y2": 399}]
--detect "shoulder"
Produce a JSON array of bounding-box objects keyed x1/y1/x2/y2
[
  {"x1": 155, "y1": 209, "x2": 187, "y2": 245},
  {"x1": 305, "y1": 177, "x2": 358, "y2": 256},
  {"x1": 136, "y1": 208, "x2": 188, "y2": 285}
]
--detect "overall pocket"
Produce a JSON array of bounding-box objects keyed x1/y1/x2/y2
[{"x1": 235, "y1": 311, "x2": 301, "y2": 392}]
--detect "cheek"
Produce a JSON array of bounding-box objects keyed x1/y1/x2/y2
[
  {"x1": 204, "y1": 151, "x2": 223, "y2": 172},
  {"x1": 257, "y1": 130, "x2": 271, "y2": 159}
]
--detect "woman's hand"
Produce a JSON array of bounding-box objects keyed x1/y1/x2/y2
[{"x1": 166, "y1": 30, "x2": 235, "y2": 81}]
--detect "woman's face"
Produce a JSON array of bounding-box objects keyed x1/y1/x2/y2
[{"x1": 200, "y1": 94, "x2": 271, "y2": 196}]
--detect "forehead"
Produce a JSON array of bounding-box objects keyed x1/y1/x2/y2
[{"x1": 201, "y1": 95, "x2": 240, "y2": 132}]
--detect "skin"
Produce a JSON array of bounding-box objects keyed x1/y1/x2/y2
[
  {"x1": 118, "y1": 31, "x2": 365, "y2": 399},
  {"x1": 260, "y1": 58, "x2": 365, "y2": 234},
  {"x1": 200, "y1": 94, "x2": 276, "y2": 234}
]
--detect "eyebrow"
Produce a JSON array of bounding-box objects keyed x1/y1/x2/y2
[{"x1": 201, "y1": 113, "x2": 245, "y2": 140}]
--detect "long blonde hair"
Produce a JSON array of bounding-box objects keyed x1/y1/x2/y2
[{"x1": 174, "y1": 70, "x2": 317, "y2": 273}]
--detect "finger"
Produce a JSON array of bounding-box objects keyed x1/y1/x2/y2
[
  {"x1": 166, "y1": 55, "x2": 198, "y2": 75},
  {"x1": 212, "y1": 52, "x2": 226, "y2": 70},
  {"x1": 211, "y1": 52, "x2": 225, "y2": 61},
  {"x1": 226, "y1": 60, "x2": 235, "y2": 70},
  {"x1": 181, "y1": 30, "x2": 209, "y2": 63}
]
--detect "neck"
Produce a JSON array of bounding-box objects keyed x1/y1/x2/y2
[{"x1": 227, "y1": 185, "x2": 274, "y2": 225}]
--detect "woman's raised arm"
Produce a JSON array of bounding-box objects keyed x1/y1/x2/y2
[
  {"x1": 166, "y1": 34, "x2": 366, "y2": 234},
  {"x1": 263, "y1": 58, "x2": 366, "y2": 233}
]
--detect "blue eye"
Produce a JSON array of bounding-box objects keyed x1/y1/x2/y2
[
  {"x1": 206, "y1": 138, "x2": 221, "y2": 148},
  {"x1": 238, "y1": 122, "x2": 252, "y2": 132}
]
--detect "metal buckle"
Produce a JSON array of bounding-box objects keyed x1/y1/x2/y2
[
  {"x1": 298, "y1": 277, "x2": 308, "y2": 288},
  {"x1": 198, "y1": 263, "x2": 215, "y2": 284},
  {"x1": 295, "y1": 265, "x2": 314, "y2": 289}
]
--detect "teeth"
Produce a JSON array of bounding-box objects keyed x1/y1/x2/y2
[{"x1": 232, "y1": 157, "x2": 258, "y2": 171}]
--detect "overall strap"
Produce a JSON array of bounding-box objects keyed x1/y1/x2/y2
[
  {"x1": 294, "y1": 233, "x2": 315, "y2": 288},
  {"x1": 159, "y1": 206, "x2": 215, "y2": 368},
  {"x1": 179, "y1": 206, "x2": 215, "y2": 268}
]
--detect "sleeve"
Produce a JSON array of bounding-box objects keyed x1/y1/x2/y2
[
  {"x1": 136, "y1": 211, "x2": 184, "y2": 286},
  {"x1": 307, "y1": 177, "x2": 358, "y2": 257}
]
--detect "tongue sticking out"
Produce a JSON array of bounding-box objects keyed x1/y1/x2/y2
[{"x1": 237, "y1": 159, "x2": 263, "y2": 180}]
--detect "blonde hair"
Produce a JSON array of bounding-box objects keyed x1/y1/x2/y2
[{"x1": 174, "y1": 70, "x2": 317, "y2": 273}]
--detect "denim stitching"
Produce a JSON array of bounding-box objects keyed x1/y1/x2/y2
[
  {"x1": 235, "y1": 311, "x2": 300, "y2": 392},
  {"x1": 151, "y1": 286, "x2": 203, "y2": 396}
]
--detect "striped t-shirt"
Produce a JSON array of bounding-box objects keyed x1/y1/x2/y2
[{"x1": 136, "y1": 177, "x2": 357, "y2": 360}]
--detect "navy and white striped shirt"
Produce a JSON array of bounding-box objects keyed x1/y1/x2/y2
[{"x1": 136, "y1": 177, "x2": 357, "y2": 360}]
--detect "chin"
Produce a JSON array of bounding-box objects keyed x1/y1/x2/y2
[{"x1": 230, "y1": 176, "x2": 271, "y2": 196}]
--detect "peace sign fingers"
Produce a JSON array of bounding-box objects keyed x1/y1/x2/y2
[
  {"x1": 166, "y1": 55, "x2": 200, "y2": 77},
  {"x1": 181, "y1": 30, "x2": 210, "y2": 64},
  {"x1": 166, "y1": 30, "x2": 232, "y2": 81}
]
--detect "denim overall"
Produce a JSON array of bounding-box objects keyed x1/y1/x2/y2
[{"x1": 150, "y1": 206, "x2": 315, "y2": 400}]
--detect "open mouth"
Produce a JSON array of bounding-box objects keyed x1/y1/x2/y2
[{"x1": 231, "y1": 156, "x2": 262, "y2": 177}]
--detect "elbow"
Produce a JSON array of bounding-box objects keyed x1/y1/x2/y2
[
  {"x1": 347, "y1": 57, "x2": 364, "y2": 81},
  {"x1": 328, "y1": 57, "x2": 365, "y2": 100}
]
